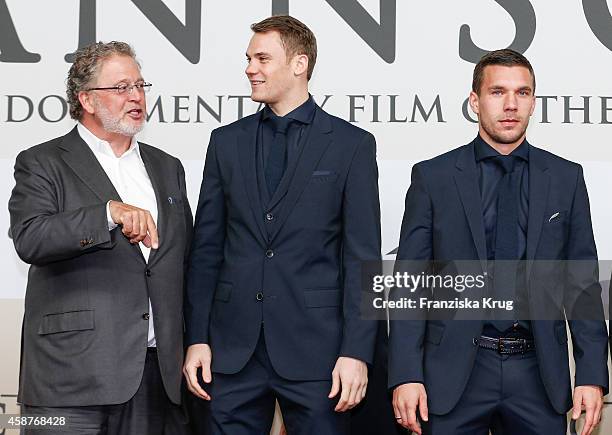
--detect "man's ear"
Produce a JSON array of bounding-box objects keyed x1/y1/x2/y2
[
  {"x1": 468, "y1": 91, "x2": 480, "y2": 115},
  {"x1": 293, "y1": 54, "x2": 309, "y2": 78},
  {"x1": 78, "y1": 91, "x2": 95, "y2": 115}
]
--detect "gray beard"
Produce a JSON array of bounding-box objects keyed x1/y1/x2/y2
[{"x1": 94, "y1": 99, "x2": 144, "y2": 137}]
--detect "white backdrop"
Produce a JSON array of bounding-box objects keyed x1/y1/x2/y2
[{"x1": 1, "y1": 1, "x2": 611, "y2": 433}]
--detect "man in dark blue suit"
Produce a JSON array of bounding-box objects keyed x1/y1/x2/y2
[
  {"x1": 182, "y1": 15, "x2": 381, "y2": 434},
  {"x1": 389, "y1": 49, "x2": 609, "y2": 435}
]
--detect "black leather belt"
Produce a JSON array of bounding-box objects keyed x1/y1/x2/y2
[{"x1": 476, "y1": 335, "x2": 535, "y2": 354}]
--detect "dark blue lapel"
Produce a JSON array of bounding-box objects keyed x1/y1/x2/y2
[
  {"x1": 453, "y1": 141, "x2": 487, "y2": 271},
  {"x1": 268, "y1": 107, "x2": 333, "y2": 243},
  {"x1": 526, "y1": 145, "x2": 550, "y2": 275},
  {"x1": 237, "y1": 114, "x2": 269, "y2": 245}
]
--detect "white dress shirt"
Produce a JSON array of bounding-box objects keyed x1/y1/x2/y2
[{"x1": 77, "y1": 123, "x2": 159, "y2": 347}]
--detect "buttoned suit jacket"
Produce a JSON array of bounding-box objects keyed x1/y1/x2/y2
[
  {"x1": 388, "y1": 139, "x2": 609, "y2": 415},
  {"x1": 185, "y1": 105, "x2": 381, "y2": 380}
]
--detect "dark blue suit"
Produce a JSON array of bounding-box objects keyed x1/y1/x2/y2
[
  {"x1": 186, "y1": 104, "x2": 381, "y2": 434},
  {"x1": 388, "y1": 139, "x2": 608, "y2": 433}
]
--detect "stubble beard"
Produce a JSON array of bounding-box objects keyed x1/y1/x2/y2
[{"x1": 481, "y1": 118, "x2": 529, "y2": 146}]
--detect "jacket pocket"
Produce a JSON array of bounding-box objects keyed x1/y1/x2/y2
[
  {"x1": 304, "y1": 288, "x2": 341, "y2": 308},
  {"x1": 310, "y1": 171, "x2": 339, "y2": 183},
  {"x1": 542, "y1": 211, "x2": 568, "y2": 241},
  {"x1": 38, "y1": 310, "x2": 95, "y2": 335}
]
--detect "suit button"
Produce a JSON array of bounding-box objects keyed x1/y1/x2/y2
[
  {"x1": 256, "y1": 292, "x2": 264, "y2": 301},
  {"x1": 142, "y1": 313, "x2": 150, "y2": 320},
  {"x1": 265, "y1": 249, "x2": 274, "y2": 258},
  {"x1": 265, "y1": 212, "x2": 274, "y2": 221},
  {"x1": 145, "y1": 269, "x2": 152, "y2": 277}
]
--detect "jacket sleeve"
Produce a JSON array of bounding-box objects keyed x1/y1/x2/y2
[
  {"x1": 564, "y1": 165, "x2": 609, "y2": 394},
  {"x1": 338, "y1": 132, "x2": 382, "y2": 365},
  {"x1": 184, "y1": 131, "x2": 226, "y2": 346},
  {"x1": 388, "y1": 163, "x2": 433, "y2": 388},
  {"x1": 9, "y1": 149, "x2": 112, "y2": 266}
]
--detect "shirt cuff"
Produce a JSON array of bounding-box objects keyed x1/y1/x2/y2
[{"x1": 106, "y1": 200, "x2": 118, "y2": 231}]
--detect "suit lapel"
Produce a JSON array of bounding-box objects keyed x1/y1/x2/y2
[
  {"x1": 526, "y1": 146, "x2": 550, "y2": 274},
  {"x1": 59, "y1": 127, "x2": 122, "y2": 203},
  {"x1": 453, "y1": 142, "x2": 487, "y2": 269},
  {"x1": 267, "y1": 152, "x2": 296, "y2": 210},
  {"x1": 268, "y1": 108, "x2": 333, "y2": 243},
  {"x1": 266, "y1": 115, "x2": 317, "y2": 210},
  {"x1": 139, "y1": 144, "x2": 169, "y2": 267},
  {"x1": 237, "y1": 115, "x2": 268, "y2": 245},
  {"x1": 59, "y1": 126, "x2": 145, "y2": 262}
]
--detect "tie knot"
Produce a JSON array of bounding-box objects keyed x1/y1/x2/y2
[
  {"x1": 493, "y1": 155, "x2": 518, "y2": 174},
  {"x1": 269, "y1": 115, "x2": 293, "y2": 134}
]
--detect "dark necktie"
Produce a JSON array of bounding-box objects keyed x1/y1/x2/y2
[
  {"x1": 265, "y1": 116, "x2": 293, "y2": 196},
  {"x1": 491, "y1": 155, "x2": 519, "y2": 331}
]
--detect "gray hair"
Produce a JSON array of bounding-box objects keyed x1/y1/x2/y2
[{"x1": 66, "y1": 41, "x2": 139, "y2": 120}]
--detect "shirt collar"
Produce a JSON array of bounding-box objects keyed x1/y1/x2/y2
[
  {"x1": 474, "y1": 134, "x2": 529, "y2": 162},
  {"x1": 262, "y1": 94, "x2": 317, "y2": 125},
  {"x1": 77, "y1": 122, "x2": 140, "y2": 159}
]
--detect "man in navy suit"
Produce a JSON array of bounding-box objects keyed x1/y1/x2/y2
[
  {"x1": 389, "y1": 49, "x2": 608, "y2": 435},
  {"x1": 183, "y1": 15, "x2": 381, "y2": 434}
]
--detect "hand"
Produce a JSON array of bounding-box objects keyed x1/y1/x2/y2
[
  {"x1": 183, "y1": 344, "x2": 213, "y2": 400},
  {"x1": 572, "y1": 385, "x2": 603, "y2": 435},
  {"x1": 393, "y1": 383, "x2": 428, "y2": 434},
  {"x1": 109, "y1": 200, "x2": 159, "y2": 248},
  {"x1": 328, "y1": 356, "x2": 368, "y2": 412}
]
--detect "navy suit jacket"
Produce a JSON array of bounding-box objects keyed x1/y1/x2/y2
[
  {"x1": 185, "y1": 105, "x2": 381, "y2": 381},
  {"x1": 388, "y1": 139, "x2": 609, "y2": 415}
]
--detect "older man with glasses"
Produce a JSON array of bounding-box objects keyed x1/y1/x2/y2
[{"x1": 9, "y1": 41, "x2": 192, "y2": 434}]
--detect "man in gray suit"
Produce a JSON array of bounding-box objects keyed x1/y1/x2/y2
[{"x1": 9, "y1": 41, "x2": 192, "y2": 434}]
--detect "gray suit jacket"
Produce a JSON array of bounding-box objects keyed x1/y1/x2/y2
[{"x1": 9, "y1": 126, "x2": 192, "y2": 406}]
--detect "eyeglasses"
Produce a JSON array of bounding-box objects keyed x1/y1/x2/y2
[{"x1": 86, "y1": 82, "x2": 152, "y2": 95}]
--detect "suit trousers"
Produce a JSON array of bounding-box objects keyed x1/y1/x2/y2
[
  {"x1": 209, "y1": 327, "x2": 349, "y2": 435},
  {"x1": 21, "y1": 348, "x2": 189, "y2": 435},
  {"x1": 423, "y1": 346, "x2": 566, "y2": 435}
]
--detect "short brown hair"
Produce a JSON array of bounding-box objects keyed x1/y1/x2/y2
[
  {"x1": 251, "y1": 15, "x2": 317, "y2": 80},
  {"x1": 66, "y1": 41, "x2": 139, "y2": 120},
  {"x1": 472, "y1": 49, "x2": 535, "y2": 95}
]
